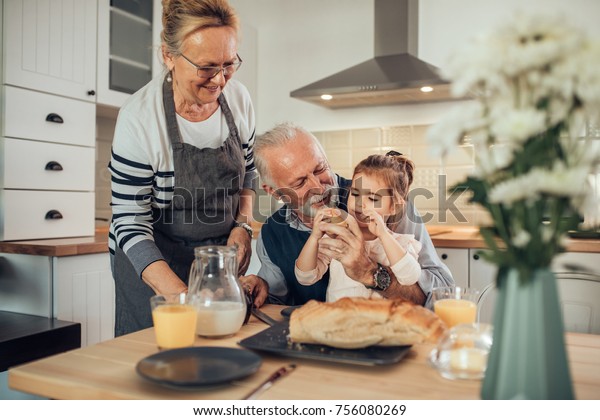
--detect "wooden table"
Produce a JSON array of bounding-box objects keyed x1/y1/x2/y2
[{"x1": 8, "y1": 305, "x2": 600, "y2": 400}]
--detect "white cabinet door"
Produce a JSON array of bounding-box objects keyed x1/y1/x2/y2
[
  {"x1": 435, "y1": 248, "x2": 468, "y2": 289},
  {"x1": 3, "y1": 86, "x2": 96, "y2": 147},
  {"x1": 552, "y1": 252, "x2": 600, "y2": 334},
  {"x1": 96, "y1": 0, "x2": 155, "y2": 107},
  {"x1": 3, "y1": 0, "x2": 97, "y2": 102},
  {"x1": 54, "y1": 253, "x2": 115, "y2": 347},
  {"x1": 0, "y1": 190, "x2": 95, "y2": 241},
  {"x1": 0, "y1": 138, "x2": 95, "y2": 191}
]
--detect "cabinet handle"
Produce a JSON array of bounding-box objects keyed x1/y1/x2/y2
[
  {"x1": 45, "y1": 161, "x2": 63, "y2": 171},
  {"x1": 45, "y1": 113, "x2": 64, "y2": 124},
  {"x1": 473, "y1": 254, "x2": 480, "y2": 260},
  {"x1": 441, "y1": 253, "x2": 448, "y2": 260},
  {"x1": 87, "y1": 90, "x2": 96, "y2": 96},
  {"x1": 45, "y1": 210, "x2": 63, "y2": 220}
]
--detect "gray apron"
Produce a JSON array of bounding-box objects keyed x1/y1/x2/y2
[{"x1": 113, "y1": 75, "x2": 245, "y2": 336}]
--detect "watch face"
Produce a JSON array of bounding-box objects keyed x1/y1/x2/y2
[{"x1": 374, "y1": 264, "x2": 391, "y2": 291}]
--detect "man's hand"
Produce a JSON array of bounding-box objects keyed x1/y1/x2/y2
[
  {"x1": 318, "y1": 216, "x2": 426, "y2": 305},
  {"x1": 239, "y1": 274, "x2": 269, "y2": 307},
  {"x1": 227, "y1": 227, "x2": 252, "y2": 275}
]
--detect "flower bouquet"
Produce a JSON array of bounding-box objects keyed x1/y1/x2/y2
[{"x1": 428, "y1": 13, "x2": 600, "y2": 399}]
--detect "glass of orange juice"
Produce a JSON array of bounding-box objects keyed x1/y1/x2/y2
[
  {"x1": 432, "y1": 287, "x2": 480, "y2": 328},
  {"x1": 150, "y1": 293, "x2": 198, "y2": 350}
]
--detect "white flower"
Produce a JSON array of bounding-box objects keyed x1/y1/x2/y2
[
  {"x1": 430, "y1": 12, "x2": 600, "y2": 271},
  {"x1": 497, "y1": 13, "x2": 583, "y2": 77},
  {"x1": 488, "y1": 175, "x2": 535, "y2": 205},
  {"x1": 489, "y1": 165, "x2": 589, "y2": 206},
  {"x1": 489, "y1": 108, "x2": 546, "y2": 145},
  {"x1": 474, "y1": 143, "x2": 515, "y2": 177},
  {"x1": 512, "y1": 230, "x2": 531, "y2": 247},
  {"x1": 427, "y1": 102, "x2": 487, "y2": 157},
  {"x1": 541, "y1": 226, "x2": 554, "y2": 243},
  {"x1": 574, "y1": 41, "x2": 600, "y2": 115}
]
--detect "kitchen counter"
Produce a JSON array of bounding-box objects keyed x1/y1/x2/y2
[
  {"x1": 0, "y1": 231, "x2": 109, "y2": 257},
  {"x1": 425, "y1": 225, "x2": 600, "y2": 253},
  {"x1": 0, "y1": 224, "x2": 598, "y2": 257}
]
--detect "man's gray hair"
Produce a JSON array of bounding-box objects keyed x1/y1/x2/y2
[{"x1": 254, "y1": 122, "x2": 326, "y2": 187}]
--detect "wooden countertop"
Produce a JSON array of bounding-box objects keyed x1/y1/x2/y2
[
  {"x1": 0, "y1": 231, "x2": 109, "y2": 257},
  {"x1": 8, "y1": 304, "x2": 600, "y2": 400},
  {"x1": 425, "y1": 225, "x2": 600, "y2": 253},
  {"x1": 0, "y1": 224, "x2": 598, "y2": 257}
]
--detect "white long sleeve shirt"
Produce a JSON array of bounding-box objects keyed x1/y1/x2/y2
[{"x1": 295, "y1": 232, "x2": 422, "y2": 301}]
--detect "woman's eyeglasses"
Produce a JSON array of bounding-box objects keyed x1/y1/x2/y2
[{"x1": 179, "y1": 53, "x2": 242, "y2": 79}]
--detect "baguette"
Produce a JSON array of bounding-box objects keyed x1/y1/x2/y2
[{"x1": 289, "y1": 297, "x2": 446, "y2": 349}]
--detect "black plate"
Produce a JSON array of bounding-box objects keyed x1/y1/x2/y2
[
  {"x1": 136, "y1": 346, "x2": 262, "y2": 388},
  {"x1": 280, "y1": 305, "x2": 302, "y2": 318},
  {"x1": 238, "y1": 321, "x2": 411, "y2": 366}
]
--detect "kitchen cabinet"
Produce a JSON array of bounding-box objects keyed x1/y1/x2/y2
[
  {"x1": 435, "y1": 248, "x2": 468, "y2": 289},
  {"x1": 3, "y1": 0, "x2": 97, "y2": 102},
  {"x1": 96, "y1": 0, "x2": 157, "y2": 107},
  {"x1": 54, "y1": 253, "x2": 115, "y2": 346},
  {"x1": 0, "y1": 252, "x2": 114, "y2": 347},
  {"x1": 0, "y1": 85, "x2": 96, "y2": 240},
  {"x1": 1, "y1": 1, "x2": 96, "y2": 241}
]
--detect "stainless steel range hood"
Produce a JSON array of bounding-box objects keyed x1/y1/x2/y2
[{"x1": 290, "y1": 0, "x2": 453, "y2": 109}]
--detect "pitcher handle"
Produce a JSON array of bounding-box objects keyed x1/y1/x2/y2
[{"x1": 188, "y1": 259, "x2": 199, "y2": 297}]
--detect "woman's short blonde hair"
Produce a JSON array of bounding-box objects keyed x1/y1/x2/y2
[{"x1": 161, "y1": 0, "x2": 239, "y2": 56}]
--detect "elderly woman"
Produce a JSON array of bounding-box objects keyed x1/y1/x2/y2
[{"x1": 109, "y1": 0, "x2": 257, "y2": 336}]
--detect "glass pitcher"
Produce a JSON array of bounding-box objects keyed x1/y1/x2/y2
[{"x1": 188, "y1": 245, "x2": 247, "y2": 338}]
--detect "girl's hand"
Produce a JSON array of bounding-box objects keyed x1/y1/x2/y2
[
  {"x1": 362, "y1": 208, "x2": 387, "y2": 238},
  {"x1": 311, "y1": 207, "x2": 340, "y2": 240}
]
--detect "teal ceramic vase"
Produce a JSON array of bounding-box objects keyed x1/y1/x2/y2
[{"x1": 481, "y1": 268, "x2": 574, "y2": 399}]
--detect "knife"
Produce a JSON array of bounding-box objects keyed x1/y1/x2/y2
[
  {"x1": 251, "y1": 306, "x2": 279, "y2": 326},
  {"x1": 243, "y1": 364, "x2": 297, "y2": 400}
]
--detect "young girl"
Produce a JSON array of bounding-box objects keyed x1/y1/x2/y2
[{"x1": 295, "y1": 152, "x2": 422, "y2": 301}]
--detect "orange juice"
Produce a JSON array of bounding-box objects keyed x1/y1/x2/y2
[
  {"x1": 434, "y1": 299, "x2": 477, "y2": 328},
  {"x1": 152, "y1": 304, "x2": 197, "y2": 349}
]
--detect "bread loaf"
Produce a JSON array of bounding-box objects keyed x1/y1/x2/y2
[{"x1": 289, "y1": 297, "x2": 446, "y2": 349}]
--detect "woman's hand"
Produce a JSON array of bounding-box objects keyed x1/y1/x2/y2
[{"x1": 228, "y1": 227, "x2": 252, "y2": 275}]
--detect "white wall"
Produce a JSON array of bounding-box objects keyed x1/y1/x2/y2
[{"x1": 229, "y1": 0, "x2": 600, "y2": 133}]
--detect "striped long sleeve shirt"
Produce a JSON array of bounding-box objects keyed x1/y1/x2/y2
[{"x1": 108, "y1": 75, "x2": 257, "y2": 276}]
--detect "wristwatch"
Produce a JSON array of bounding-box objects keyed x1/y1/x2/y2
[
  {"x1": 366, "y1": 263, "x2": 392, "y2": 291},
  {"x1": 234, "y1": 221, "x2": 253, "y2": 238}
]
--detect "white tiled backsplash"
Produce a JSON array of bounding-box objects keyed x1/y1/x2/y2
[
  {"x1": 95, "y1": 121, "x2": 599, "y2": 229},
  {"x1": 313, "y1": 125, "x2": 483, "y2": 227},
  {"x1": 95, "y1": 119, "x2": 479, "y2": 226}
]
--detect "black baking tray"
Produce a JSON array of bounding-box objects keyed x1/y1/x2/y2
[{"x1": 238, "y1": 320, "x2": 411, "y2": 366}]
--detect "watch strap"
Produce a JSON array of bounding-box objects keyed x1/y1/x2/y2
[{"x1": 234, "y1": 222, "x2": 254, "y2": 238}]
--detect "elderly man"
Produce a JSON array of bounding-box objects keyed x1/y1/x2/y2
[{"x1": 241, "y1": 122, "x2": 454, "y2": 307}]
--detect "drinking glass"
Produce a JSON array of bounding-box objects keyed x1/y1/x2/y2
[
  {"x1": 150, "y1": 292, "x2": 197, "y2": 350},
  {"x1": 432, "y1": 286, "x2": 480, "y2": 328},
  {"x1": 429, "y1": 323, "x2": 493, "y2": 380}
]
